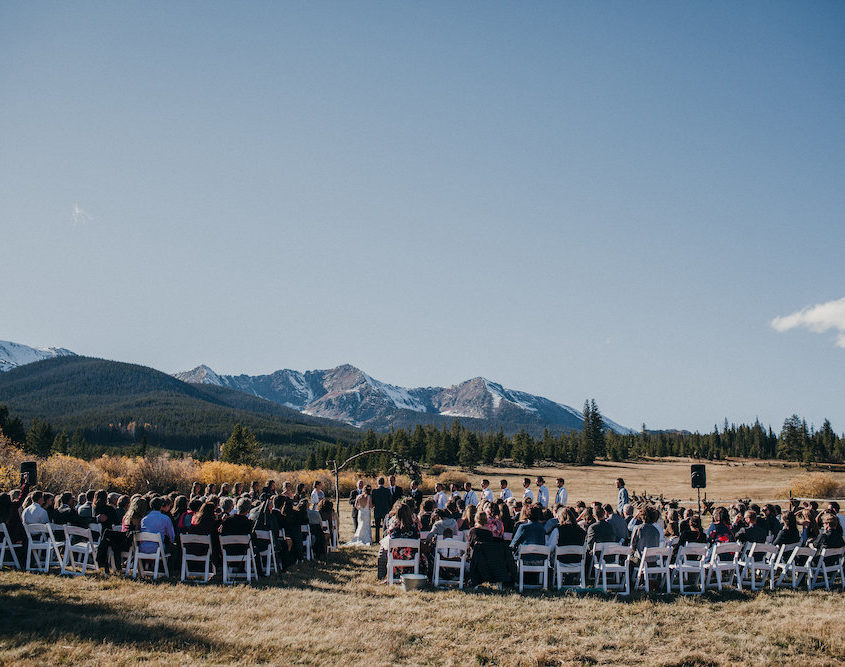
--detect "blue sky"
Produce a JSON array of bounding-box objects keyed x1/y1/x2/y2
[{"x1": 2, "y1": 2, "x2": 843, "y2": 433}]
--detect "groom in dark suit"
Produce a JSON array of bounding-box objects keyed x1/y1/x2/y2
[
  {"x1": 372, "y1": 477, "x2": 392, "y2": 542},
  {"x1": 388, "y1": 474, "x2": 403, "y2": 504}
]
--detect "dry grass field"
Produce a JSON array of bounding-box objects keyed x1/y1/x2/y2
[{"x1": 2, "y1": 459, "x2": 844, "y2": 666}]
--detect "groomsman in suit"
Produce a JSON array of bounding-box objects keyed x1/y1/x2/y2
[
  {"x1": 388, "y1": 474, "x2": 404, "y2": 504},
  {"x1": 555, "y1": 478, "x2": 568, "y2": 507},
  {"x1": 499, "y1": 480, "x2": 513, "y2": 501},
  {"x1": 480, "y1": 479, "x2": 494, "y2": 504},
  {"x1": 407, "y1": 480, "x2": 423, "y2": 510},
  {"x1": 372, "y1": 477, "x2": 392, "y2": 542},
  {"x1": 463, "y1": 481, "x2": 478, "y2": 507},
  {"x1": 349, "y1": 479, "x2": 365, "y2": 531}
]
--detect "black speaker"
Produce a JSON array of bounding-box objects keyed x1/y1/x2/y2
[
  {"x1": 690, "y1": 464, "x2": 706, "y2": 489},
  {"x1": 20, "y1": 461, "x2": 37, "y2": 486}
]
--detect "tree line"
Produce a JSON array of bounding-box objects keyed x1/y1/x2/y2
[{"x1": 2, "y1": 400, "x2": 843, "y2": 470}]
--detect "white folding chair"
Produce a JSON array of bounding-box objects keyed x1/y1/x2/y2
[
  {"x1": 704, "y1": 542, "x2": 742, "y2": 591},
  {"x1": 132, "y1": 532, "x2": 170, "y2": 580},
  {"x1": 220, "y1": 534, "x2": 257, "y2": 584},
  {"x1": 319, "y1": 520, "x2": 338, "y2": 553},
  {"x1": 386, "y1": 538, "x2": 420, "y2": 585},
  {"x1": 780, "y1": 545, "x2": 816, "y2": 590},
  {"x1": 738, "y1": 542, "x2": 778, "y2": 591},
  {"x1": 590, "y1": 542, "x2": 618, "y2": 586},
  {"x1": 433, "y1": 537, "x2": 467, "y2": 589},
  {"x1": 88, "y1": 523, "x2": 103, "y2": 547},
  {"x1": 594, "y1": 544, "x2": 631, "y2": 595},
  {"x1": 772, "y1": 542, "x2": 801, "y2": 588},
  {"x1": 553, "y1": 545, "x2": 586, "y2": 590},
  {"x1": 0, "y1": 523, "x2": 21, "y2": 570},
  {"x1": 811, "y1": 547, "x2": 845, "y2": 591},
  {"x1": 24, "y1": 523, "x2": 54, "y2": 573},
  {"x1": 671, "y1": 544, "x2": 707, "y2": 595},
  {"x1": 254, "y1": 529, "x2": 278, "y2": 576},
  {"x1": 300, "y1": 525, "x2": 312, "y2": 560},
  {"x1": 180, "y1": 534, "x2": 216, "y2": 583},
  {"x1": 48, "y1": 523, "x2": 67, "y2": 572},
  {"x1": 517, "y1": 545, "x2": 550, "y2": 592},
  {"x1": 62, "y1": 525, "x2": 99, "y2": 575},
  {"x1": 635, "y1": 546, "x2": 672, "y2": 594}
]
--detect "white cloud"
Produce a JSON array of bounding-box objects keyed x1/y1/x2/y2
[
  {"x1": 771, "y1": 297, "x2": 845, "y2": 348},
  {"x1": 72, "y1": 203, "x2": 91, "y2": 226}
]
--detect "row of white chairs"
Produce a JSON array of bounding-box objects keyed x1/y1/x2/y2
[
  {"x1": 380, "y1": 535, "x2": 845, "y2": 594},
  {"x1": 0, "y1": 522, "x2": 287, "y2": 585}
]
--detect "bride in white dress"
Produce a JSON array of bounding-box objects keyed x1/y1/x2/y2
[{"x1": 348, "y1": 485, "x2": 373, "y2": 546}]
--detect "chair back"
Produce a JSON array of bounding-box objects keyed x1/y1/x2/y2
[
  {"x1": 24, "y1": 523, "x2": 51, "y2": 542},
  {"x1": 518, "y1": 544, "x2": 550, "y2": 559},
  {"x1": 64, "y1": 524, "x2": 94, "y2": 543},
  {"x1": 710, "y1": 541, "x2": 740, "y2": 563},
  {"x1": 502, "y1": 532, "x2": 513, "y2": 541},
  {"x1": 555, "y1": 544, "x2": 585, "y2": 559},
  {"x1": 600, "y1": 544, "x2": 632, "y2": 560},
  {"x1": 180, "y1": 534, "x2": 212, "y2": 547},
  {"x1": 747, "y1": 542, "x2": 778, "y2": 562},
  {"x1": 388, "y1": 538, "x2": 420, "y2": 550},
  {"x1": 641, "y1": 546, "x2": 672, "y2": 564},
  {"x1": 135, "y1": 531, "x2": 165, "y2": 551},
  {"x1": 677, "y1": 544, "x2": 708, "y2": 563},
  {"x1": 436, "y1": 537, "x2": 468, "y2": 554}
]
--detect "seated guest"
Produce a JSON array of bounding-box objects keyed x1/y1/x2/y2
[
  {"x1": 317, "y1": 498, "x2": 338, "y2": 548},
  {"x1": 377, "y1": 503, "x2": 425, "y2": 581},
  {"x1": 498, "y1": 500, "x2": 514, "y2": 535},
  {"x1": 171, "y1": 495, "x2": 189, "y2": 529},
  {"x1": 676, "y1": 515, "x2": 707, "y2": 550},
  {"x1": 810, "y1": 512, "x2": 845, "y2": 566},
  {"x1": 547, "y1": 507, "x2": 587, "y2": 564},
  {"x1": 679, "y1": 508, "x2": 695, "y2": 534},
  {"x1": 486, "y1": 503, "x2": 505, "y2": 539},
  {"x1": 772, "y1": 511, "x2": 800, "y2": 547},
  {"x1": 122, "y1": 496, "x2": 148, "y2": 532},
  {"x1": 585, "y1": 505, "x2": 614, "y2": 554},
  {"x1": 22, "y1": 491, "x2": 50, "y2": 525},
  {"x1": 437, "y1": 527, "x2": 463, "y2": 561},
  {"x1": 735, "y1": 510, "x2": 768, "y2": 544},
  {"x1": 467, "y1": 511, "x2": 497, "y2": 550},
  {"x1": 139, "y1": 497, "x2": 176, "y2": 555},
  {"x1": 630, "y1": 506, "x2": 662, "y2": 567},
  {"x1": 219, "y1": 498, "x2": 256, "y2": 556},
  {"x1": 178, "y1": 499, "x2": 202, "y2": 532},
  {"x1": 510, "y1": 504, "x2": 546, "y2": 563},
  {"x1": 664, "y1": 509, "x2": 680, "y2": 541},
  {"x1": 76, "y1": 490, "x2": 95, "y2": 522},
  {"x1": 577, "y1": 506, "x2": 595, "y2": 531},
  {"x1": 605, "y1": 504, "x2": 628, "y2": 544},
  {"x1": 797, "y1": 509, "x2": 819, "y2": 546},
  {"x1": 706, "y1": 508, "x2": 735, "y2": 544},
  {"x1": 92, "y1": 489, "x2": 118, "y2": 529},
  {"x1": 429, "y1": 509, "x2": 458, "y2": 537},
  {"x1": 456, "y1": 504, "x2": 476, "y2": 532},
  {"x1": 114, "y1": 495, "x2": 130, "y2": 525},
  {"x1": 418, "y1": 500, "x2": 436, "y2": 531},
  {"x1": 53, "y1": 492, "x2": 79, "y2": 525}
]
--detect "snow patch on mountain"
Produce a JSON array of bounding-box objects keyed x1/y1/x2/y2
[
  {"x1": 0, "y1": 340, "x2": 76, "y2": 372},
  {"x1": 363, "y1": 373, "x2": 427, "y2": 413}
]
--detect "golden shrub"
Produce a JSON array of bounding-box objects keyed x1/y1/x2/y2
[
  {"x1": 0, "y1": 465, "x2": 19, "y2": 492},
  {"x1": 39, "y1": 454, "x2": 103, "y2": 494},
  {"x1": 781, "y1": 473, "x2": 845, "y2": 500}
]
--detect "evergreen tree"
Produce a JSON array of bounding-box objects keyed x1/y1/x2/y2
[
  {"x1": 220, "y1": 423, "x2": 261, "y2": 465},
  {"x1": 778, "y1": 414, "x2": 806, "y2": 461},
  {"x1": 68, "y1": 429, "x2": 89, "y2": 458},
  {"x1": 589, "y1": 398, "x2": 606, "y2": 457},
  {"x1": 25, "y1": 417, "x2": 54, "y2": 457},
  {"x1": 577, "y1": 400, "x2": 595, "y2": 465},
  {"x1": 305, "y1": 450, "x2": 318, "y2": 470},
  {"x1": 51, "y1": 430, "x2": 69, "y2": 455},
  {"x1": 458, "y1": 429, "x2": 480, "y2": 468}
]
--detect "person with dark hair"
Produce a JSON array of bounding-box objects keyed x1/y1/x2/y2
[
  {"x1": 310, "y1": 480, "x2": 324, "y2": 509},
  {"x1": 510, "y1": 505, "x2": 545, "y2": 552},
  {"x1": 827, "y1": 501, "x2": 845, "y2": 534},
  {"x1": 585, "y1": 505, "x2": 614, "y2": 554},
  {"x1": 535, "y1": 477, "x2": 549, "y2": 508},
  {"x1": 735, "y1": 510, "x2": 768, "y2": 544},
  {"x1": 349, "y1": 479, "x2": 365, "y2": 531},
  {"x1": 605, "y1": 503, "x2": 628, "y2": 544},
  {"x1": 521, "y1": 478, "x2": 534, "y2": 505},
  {"x1": 294, "y1": 483, "x2": 307, "y2": 503},
  {"x1": 616, "y1": 478, "x2": 628, "y2": 514},
  {"x1": 810, "y1": 512, "x2": 845, "y2": 566},
  {"x1": 53, "y1": 492, "x2": 79, "y2": 525},
  {"x1": 220, "y1": 498, "x2": 256, "y2": 557},
  {"x1": 499, "y1": 479, "x2": 513, "y2": 502},
  {"x1": 486, "y1": 502, "x2": 504, "y2": 538},
  {"x1": 773, "y1": 511, "x2": 800, "y2": 547},
  {"x1": 630, "y1": 506, "x2": 662, "y2": 568},
  {"x1": 22, "y1": 490, "x2": 49, "y2": 525},
  {"x1": 555, "y1": 478, "x2": 568, "y2": 507},
  {"x1": 674, "y1": 514, "x2": 707, "y2": 557},
  {"x1": 372, "y1": 477, "x2": 392, "y2": 542},
  {"x1": 707, "y1": 507, "x2": 735, "y2": 544},
  {"x1": 419, "y1": 499, "x2": 436, "y2": 532},
  {"x1": 408, "y1": 480, "x2": 423, "y2": 511},
  {"x1": 480, "y1": 479, "x2": 494, "y2": 505},
  {"x1": 429, "y1": 508, "x2": 458, "y2": 538},
  {"x1": 139, "y1": 496, "x2": 175, "y2": 554},
  {"x1": 546, "y1": 506, "x2": 587, "y2": 567}
]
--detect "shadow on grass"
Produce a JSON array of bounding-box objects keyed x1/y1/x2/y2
[{"x1": 0, "y1": 581, "x2": 225, "y2": 657}]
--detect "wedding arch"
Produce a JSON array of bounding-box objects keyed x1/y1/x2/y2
[{"x1": 325, "y1": 449, "x2": 423, "y2": 542}]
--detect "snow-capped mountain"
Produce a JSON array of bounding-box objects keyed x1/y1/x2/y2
[
  {"x1": 174, "y1": 363, "x2": 634, "y2": 434},
  {"x1": 0, "y1": 340, "x2": 76, "y2": 372}
]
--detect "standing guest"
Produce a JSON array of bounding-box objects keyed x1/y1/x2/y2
[
  {"x1": 521, "y1": 478, "x2": 534, "y2": 504},
  {"x1": 433, "y1": 483, "x2": 448, "y2": 510},
  {"x1": 535, "y1": 477, "x2": 549, "y2": 508},
  {"x1": 372, "y1": 477, "x2": 392, "y2": 542},
  {"x1": 408, "y1": 480, "x2": 423, "y2": 510},
  {"x1": 139, "y1": 497, "x2": 175, "y2": 555},
  {"x1": 616, "y1": 478, "x2": 629, "y2": 514},
  {"x1": 310, "y1": 480, "x2": 325, "y2": 509},
  {"x1": 480, "y1": 479, "x2": 494, "y2": 504},
  {"x1": 555, "y1": 478, "x2": 568, "y2": 507},
  {"x1": 449, "y1": 483, "x2": 461, "y2": 501},
  {"x1": 388, "y1": 475, "x2": 403, "y2": 504},
  {"x1": 463, "y1": 482, "x2": 479, "y2": 508},
  {"x1": 499, "y1": 480, "x2": 513, "y2": 502},
  {"x1": 349, "y1": 479, "x2": 365, "y2": 531}
]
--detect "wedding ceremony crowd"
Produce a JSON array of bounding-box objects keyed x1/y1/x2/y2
[{"x1": 1, "y1": 472, "x2": 843, "y2": 593}]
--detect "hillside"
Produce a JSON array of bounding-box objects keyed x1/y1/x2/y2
[{"x1": 0, "y1": 356, "x2": 360, "y2": 455}]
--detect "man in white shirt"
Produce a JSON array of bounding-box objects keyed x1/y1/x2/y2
[
  {"x1": 22, "y1": 491, "x2": 49, "y2": 525},
  {"x1": 522, "y1": 477, "x2": 534, "y2": 504},
  {"x1": 535, "y1": 477, "x2": 549, "y2": 508},
  {"x1": 463, "y1": 482, "x2": 478, "y2": 507},
  {"x1": 433, "y1": 483, "x2": 448, "y2": 510},
  {"x1": 310, "y1": 480, "x2": 324, "y2": 509},
  {"x1": 449, "y1": 483, "x2": 461, "y2": 501},
  {"x1": 480, "y1": 479, "x2": 494, "y2": 504},
  {"x1": 555, "y1": 478, "x2": 568, "y2": 507},
  {"x1": 499, "y1": 480, "x2": 513, "y2": 501}
]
